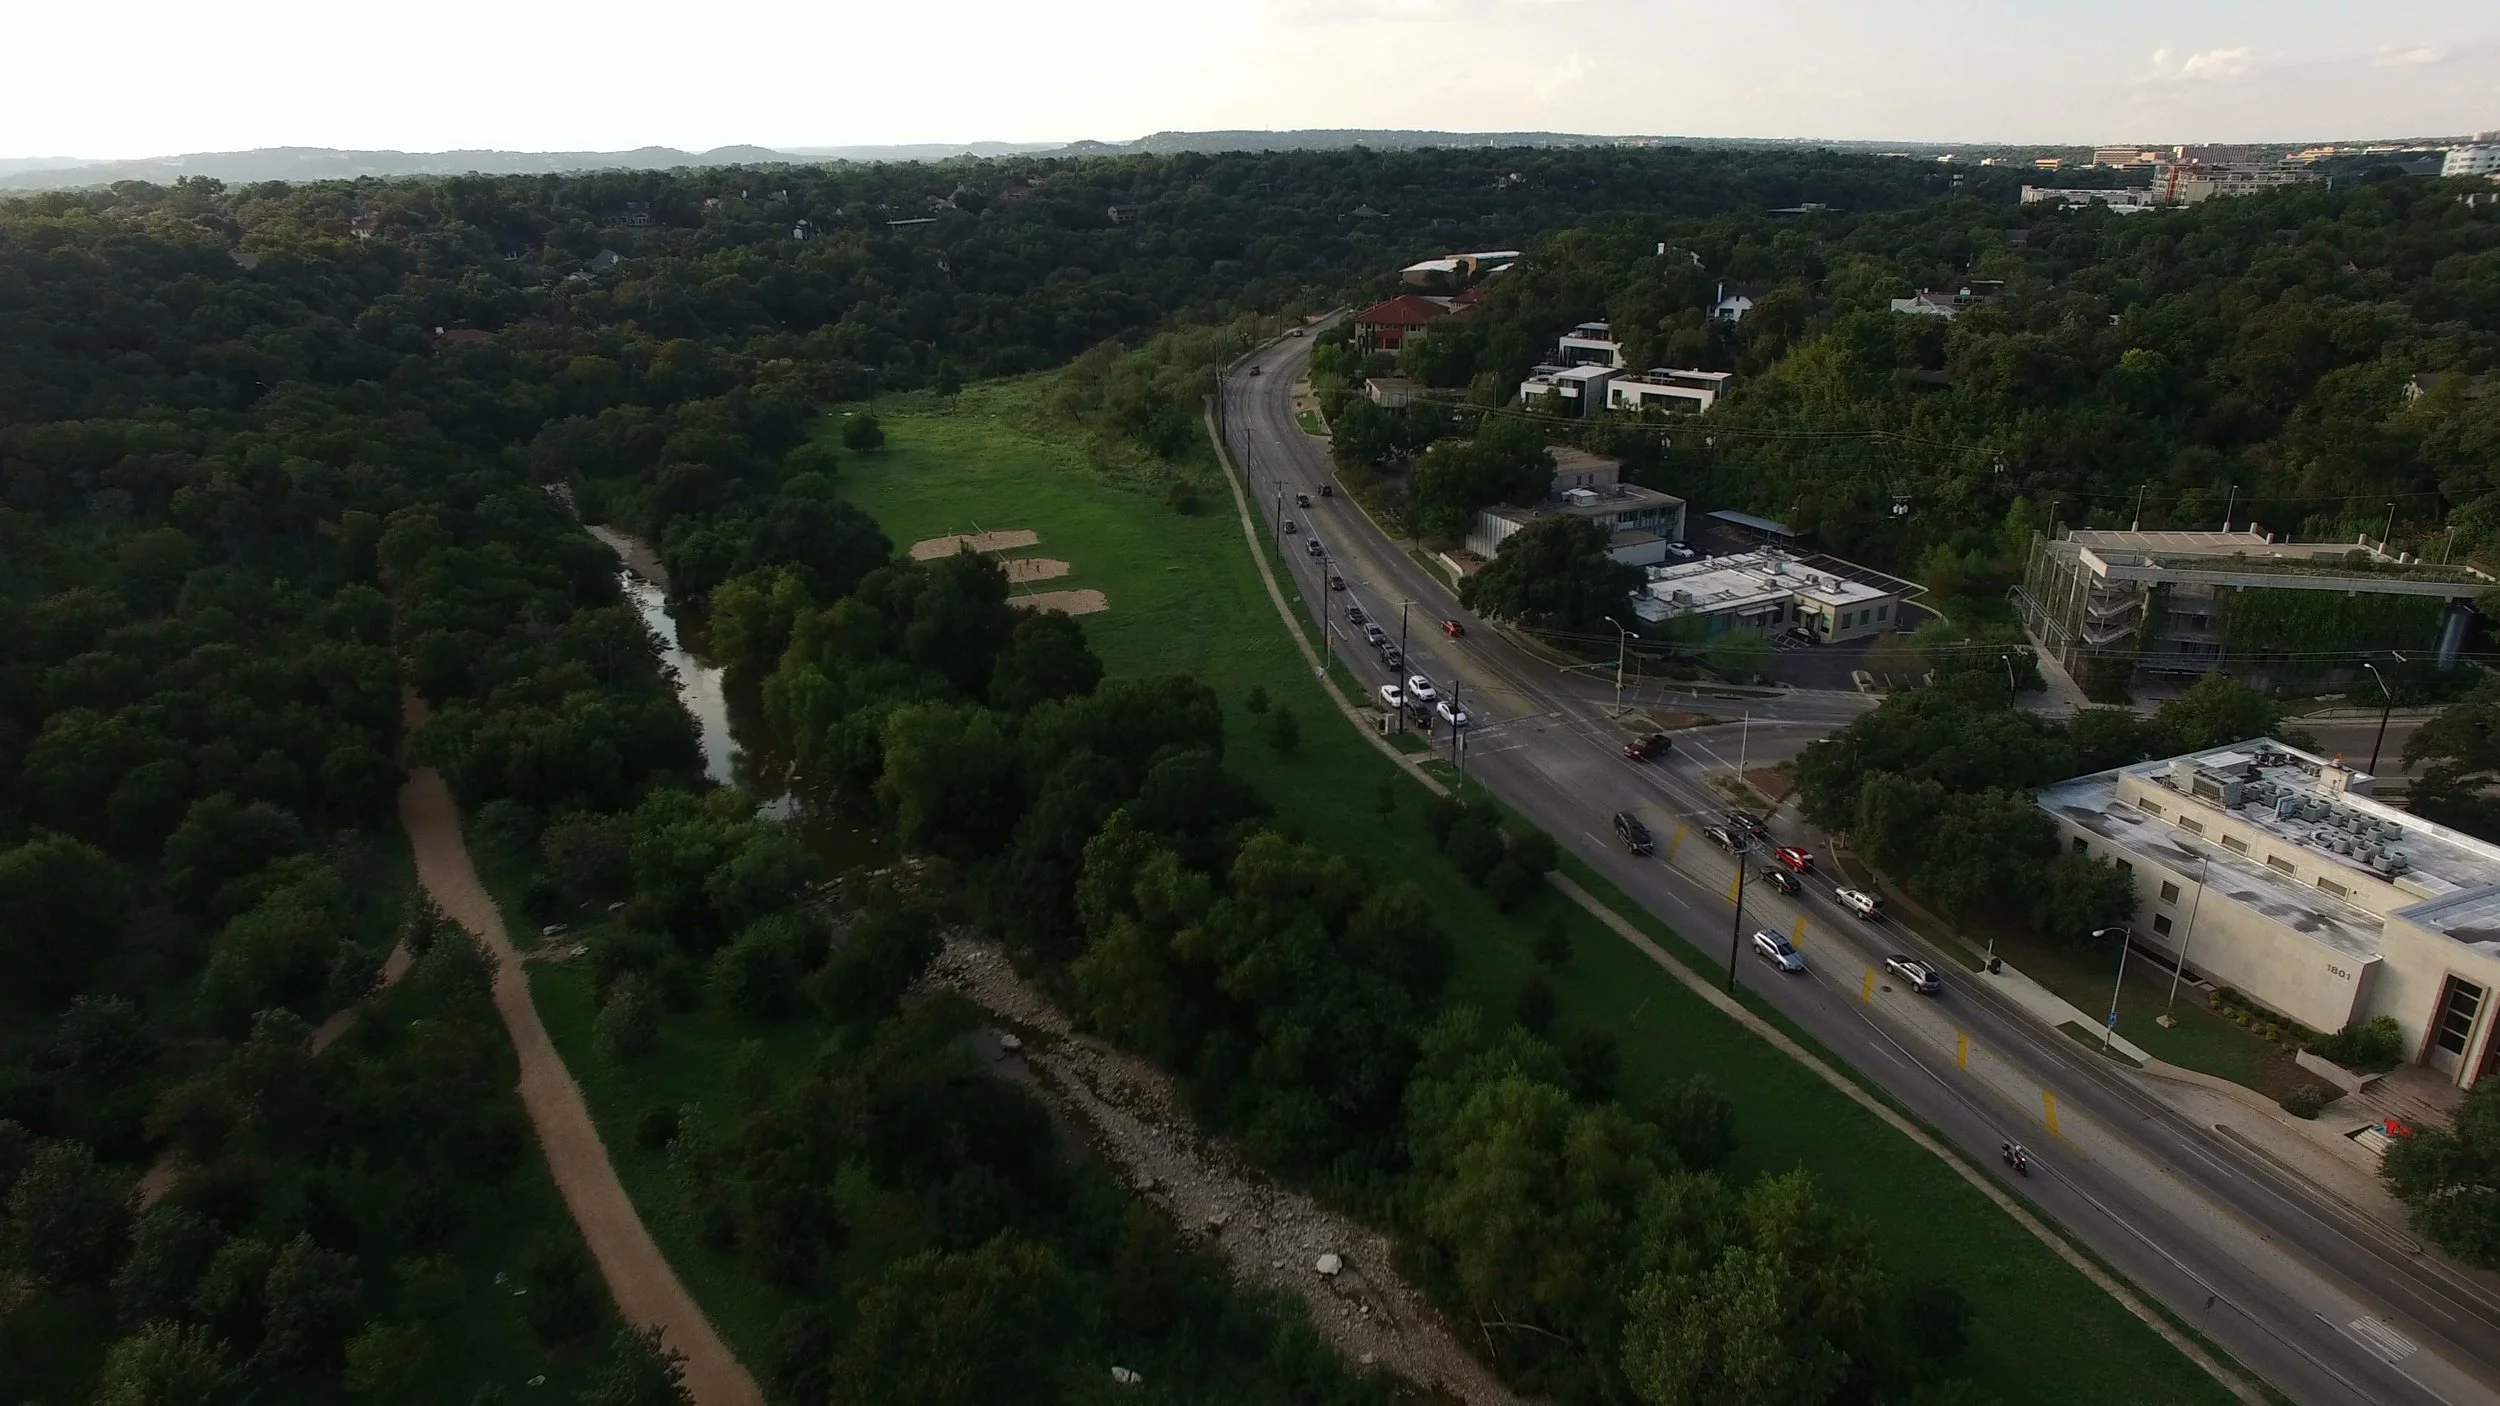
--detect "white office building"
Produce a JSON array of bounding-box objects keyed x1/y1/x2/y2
[{"x1": 2044, "y1": 741, "x2": 2500, "y2": 1091}]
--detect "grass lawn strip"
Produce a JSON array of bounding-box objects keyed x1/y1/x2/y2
[{"x1": 811, "y1": 376, "x2": 2252, "y2": 1405}]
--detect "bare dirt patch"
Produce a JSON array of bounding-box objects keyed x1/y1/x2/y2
[
  {"x1": 1001, "y1": 556, "x2": 1071, "y2": 583},
  {"x1": 908, "y1": 529, "x2": 1040, "y2": 560},
  {"x1": 931, "y1": 936, "x2": 1516, "y2": 1405},
  {"x1": 1011, "y1": 588, "x2": 1108, "y2": 615}
]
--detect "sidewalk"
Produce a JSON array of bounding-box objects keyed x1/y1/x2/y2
[{"x1": 1976, "y1": 959, "x2": 2155, "y2": 1063}]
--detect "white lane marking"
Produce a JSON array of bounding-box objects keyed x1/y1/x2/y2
[{"x1": 2347, "y1": 1315, "x2": 2418, "y2": 1364}]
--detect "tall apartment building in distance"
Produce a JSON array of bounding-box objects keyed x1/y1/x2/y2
[{"x1": 2445, "y1": 135, "x2": 2500, "y2": 179}]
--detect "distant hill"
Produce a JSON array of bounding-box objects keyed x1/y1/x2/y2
[{"x1": 0, "y1": 145, "x2": 822, "y2": 190}]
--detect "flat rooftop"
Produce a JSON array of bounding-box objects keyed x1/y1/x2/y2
[
  {"x1": 1642, "y1": 549, "x2": 1890, "y2": 614},
  {"x1": 2039, "y1": 738, "x2": 2500, "y2": 960},
  {"x1": 1487, "y1": 481, "x2": 1682, "y2": 525},
  {"x1": 2048, "y1": 530, "x2": 2491, "y2": 593}
]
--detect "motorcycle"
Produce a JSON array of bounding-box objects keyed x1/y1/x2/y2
[{"x1": 2000, "y1": 1141, "x2": 2031, "y2": 1177}]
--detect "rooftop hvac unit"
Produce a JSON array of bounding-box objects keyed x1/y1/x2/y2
[
  {"x1": 2303, "y1": 800, "x2": 2327, "y2": 822},
  {"x1": 2333, "y1": 835, "x2": 2355, "y2": 855},
  {"x1": 2311, "y1": 829, "x2": 2335, "y2": 846},
  {"x1": 2276, "y1": 794, "x2": 2301, "y2": 821},
  {"x1": 2387, "y1": 850, "x2": 2411, "y2": 873}
]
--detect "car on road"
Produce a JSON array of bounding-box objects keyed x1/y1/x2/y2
[
  {"x1": 1753, "y1": 931, "x2": 1806, "y2": 973},
  {"x1": 1346, "y1": 605, "x2": 1367, "y2": 625},
  {"x1": 1288, "y1": 327, "x2": 1304, "y2": 337},
  {"x1": 1249, "y1": 365, "x2": 1262, "y2": 376},
  {"x1": 1363, "y1": 623, "x2": 1388, "y2": 646},
  {"x1": 1378, "y1": 644, "x2": 1403, "y2": 669},
  {"x1": 1772, "y1": 846, "x2": 1815, "y2": 874},
  {"x1": 1723, "y1": 811, "x2": 1771, "y2": 843},
  {"x1": 1664, "y1": 541, "x2": 1697, "y2": 562},
  {"x1": 1703, "y1": 824, "x2": 1741, "y2": 853},
  {"x1": 1328, "y1": 575, "x2": 1345, "y2": 591},
  {"x1": 1613, "y1": 811, "x2": 1654, "y2": 855},
  {"x1": 1623, "y1": 732, "x2": 1672, "y2": 761},
  {"x1": 1436, "y1": 700, "x2": 1470, "y2": 729},
  {"x1": 1404, "y1": 675, "x2": 1438, "y2": 703},
  {"x1": 1441, "y1": 619, "x2": 1465, "y2": 638},
  {"x1": 1835, "y1": 887, "x2": 1883, "y2": 919},
  {"x1": 1378, "y1": 684, "x2": 1404, "y2": 711},
  {"x1": 1883, "y1": 954, "x2": 1942, "y2": 994},
  {"x1": 1758, "y1": 867, "x2": 1800, "y2": 896},
  {"x1": 1317, "y1": 483, "x2": 1332, "y2": 496},
  {"x1": 1295, "y1": 493, "x2": 1312, "y2": 508},
  {"x1": 1283, "y1": 519, "x2": 1298, "y2": 534},
  {"x1": 1305, "y1": 539, "x2": 1324, "y2": 557}
]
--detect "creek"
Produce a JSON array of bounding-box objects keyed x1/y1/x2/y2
[{"x1": 583, "y1": 522, "x2": 891, "y2": 876}]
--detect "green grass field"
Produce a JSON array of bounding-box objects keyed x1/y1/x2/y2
[{"x1": 816, "y1": 378, "x2": 2241, "y2": 1405}]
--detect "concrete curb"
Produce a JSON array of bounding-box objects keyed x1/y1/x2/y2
[{"x1": 1203, "y1": 397, "x2": 1451, "y2": 801}]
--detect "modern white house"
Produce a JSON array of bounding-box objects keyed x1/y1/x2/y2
[
  {"x1": 1605, "y1": 368, "x2": 1732, "y2": 414},
  {"x1": 1710, "y1": 282, "x2": 1759, "y2": 325},
  {"x1": 1516, "y1": 363, "x2": 1620, "y2": 413},
  {"x1": 2045, "y1": 740, "x2": 2500, "y2": 1091}
]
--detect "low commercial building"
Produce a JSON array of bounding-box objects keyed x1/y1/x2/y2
[
  {"x1": 1364, "y1": 376, "x2": 1421, "y2": 408},
  {"x1": 2014, "y1": 529, "x2": 2486, "y2": 688},
  {"x1": 1464, "y1": 448, "x2": 1686, "y2": 567},
  {"x1": 2021, "y1": 185, "x2": 2162, "y2": 212},
  {"x1": 1630, "y1": 549, "x2": 1899, "y2": 642},
  {"x1": 2044, "y1": 740, "x2": 2500, "y2": 1090}
]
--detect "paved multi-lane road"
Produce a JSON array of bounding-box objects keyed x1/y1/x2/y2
[{"x1": 1220, "y1": 330, "x2": 2500, "y2": 1406}]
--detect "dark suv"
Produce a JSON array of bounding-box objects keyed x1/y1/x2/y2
[{"x1": 1613, "y1": 811, "x2": 1655, "y2": 855}]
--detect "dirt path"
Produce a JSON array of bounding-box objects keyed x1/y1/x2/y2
[
  {"x1": 931, "y1": 936, "x2": 1517, "y2": 1405},
  {"x1": 397, "y1": 739, "x2": 762, "y2": 1406}
]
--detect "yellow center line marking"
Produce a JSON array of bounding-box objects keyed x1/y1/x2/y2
[
  {"x1": 1860, "y1": 967, "x2": 1876, "y2": 1002},
  {"x1": 2043, "y1": 1089, "x2": 2061, "y2": 1137},
  {"x1": 1726, "y1": 869, "x2": 1743, "y2": 902},
  {"x1": 1792, "y1": 915, "x2": 1806, "y2": 946},
  {"x1": 1667, "y1": 822, "x2": 1688, "y2": 858},
  {"x1": 1956, "y1": 1032, "x2": 1970, "y2": 1070}
]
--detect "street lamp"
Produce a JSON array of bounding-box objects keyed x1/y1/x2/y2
[
  {"x1": 2002, "y1": 654, "x2": 2019, "y2": 710},
  {"x1": 1724, "y1": 835, "x2": 1754, "y2": 993},
  {"x1": 2362, "y1": 658, "x2": 2403, "y2": 775},
  {"x1": 2094, "y1": 926, "x2": 2132, "y2": 1050},
  {"x1": 1604, "y1": 616, "x2": 1633, "y2": 716}
]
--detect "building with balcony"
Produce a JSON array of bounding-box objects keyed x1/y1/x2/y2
[
  {"x1": 2013, "y1": 529, "x2": 2486, "y2": 690},
  {"x1": 2445, "y1": 137, "x2": 2500, "y2": 179},
  {"x1": 1464, "y1": 448, "x2": 1686, "y2": 566},
  {"x1": 1606, "y1": 368, "x2": 1732, "y2": 414},
  {"x1": 2044, "y1": 739, "x2": 2500, "y2": 1091}
]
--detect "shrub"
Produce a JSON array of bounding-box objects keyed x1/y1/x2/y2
[
  {"x1": 1483, "y1": 858, "x2": 1538, "y2": 912},
  {"x1": 592, "y1": 976, "x2": 659, "y2": 1066},
  {"x1": 2308, "y1": 1015, "x2": 2405, "y2": 1071},
  {"x1": 1532, "y1": 920, "x2": 1574, "y2": 972},
  {"x1": 1243, "y1": 684, "x2": 1269, "y2": 715},
  {"x1": 1265, "y1": 705, "x2": 1299, "y2": 754},
  {"x1": 2281, "y1": 1086, "x2": 2326, "y2": 1119},
  {"x1": 633, "y1": 1105, "x2": 681, "y2": 1150},
  {"x1": 519, "y1": 1237, "x2": 600, "y2": 1344}
]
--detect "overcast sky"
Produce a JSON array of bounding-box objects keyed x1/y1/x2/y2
[{"x1": 8, "y1": 0, "x2": 2497, "y2": 158}]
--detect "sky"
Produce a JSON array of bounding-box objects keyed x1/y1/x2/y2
[{"x1": 7, "y1": 0, "x2": 2498, "y2": 158}]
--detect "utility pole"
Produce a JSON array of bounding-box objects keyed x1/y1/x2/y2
[
  {"x1": 2094, "y1": 926, "x2": 2132, "y2": 1050},
  {"x1": 1317, "y1": 549, "x2": 1333, "y2": 668},
  {"x1": 1605, "y1": 616, "x2": 1631, "y2": 716},
  {"x1": 2382, "y1": 502, "x2": 2397, "y2": 555},
  {"x1": 1725, "y1": 837, "x2": 1751, "y2": 993},
  {"x1": 2002, "y1": 654, "x2": 2018, "y2": 710},
  {"x1": 1396, "y1": 600, "x2": 1413, "y2": 734},
  {"x1": 2221, "y1": 484, "x2": 2237, "y2": 533}
]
